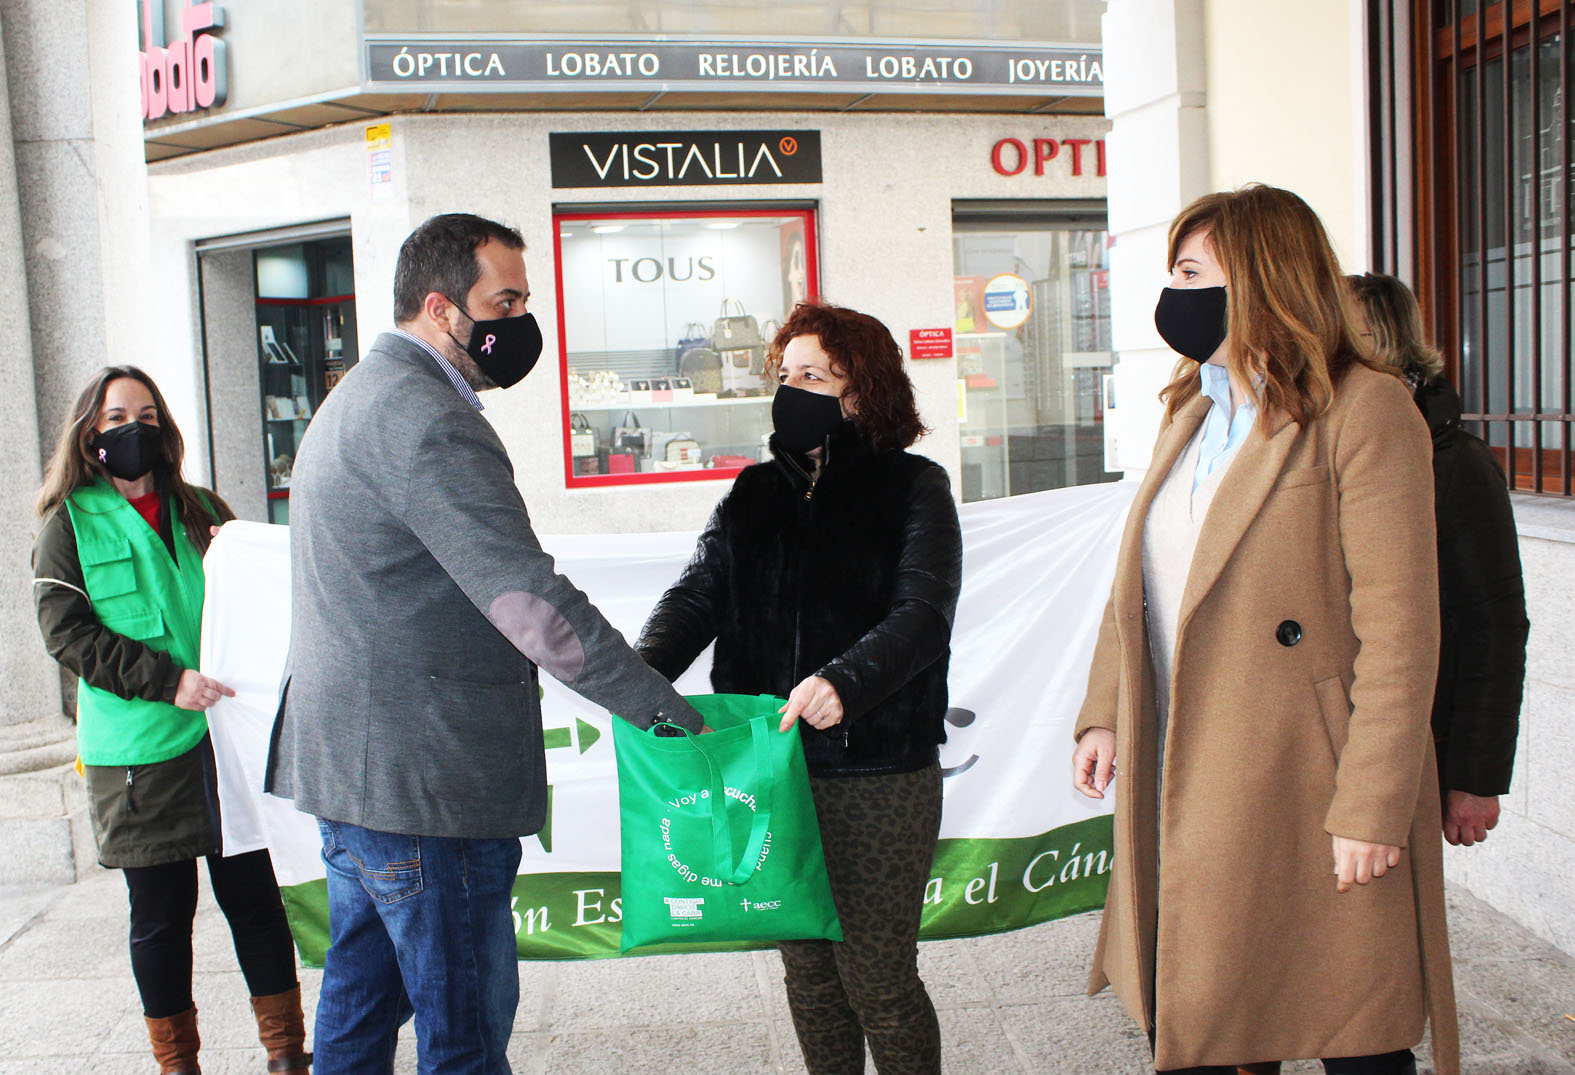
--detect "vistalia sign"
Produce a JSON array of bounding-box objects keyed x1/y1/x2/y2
[{"x1": 140, "y1": 0, "x2": 229, "y2": 121}]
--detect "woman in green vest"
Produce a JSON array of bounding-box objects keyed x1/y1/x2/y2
[{"x1": 32, "y1": 366, "x2": 310, "y2": 1075}]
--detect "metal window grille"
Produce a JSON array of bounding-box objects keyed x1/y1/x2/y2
[{"x1": 1378, "y1": 0, "x2": 1575, "y2": 496}]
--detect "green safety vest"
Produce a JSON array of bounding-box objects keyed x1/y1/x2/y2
[{"x1": 65, "y1": 480, "x2": 210, "y2": 766}]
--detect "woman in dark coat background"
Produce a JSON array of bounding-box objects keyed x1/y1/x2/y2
[
  {"x1": 638, "y1": 300, "x2": 963, "y2": 1075},
  {"x1": 1351, "y1": 273, "x2": 1529, "y2": 848}
]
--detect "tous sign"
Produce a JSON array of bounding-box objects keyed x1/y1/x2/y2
[{"x1": 140, "y1": 0, "x2": 229, "y2": 121}]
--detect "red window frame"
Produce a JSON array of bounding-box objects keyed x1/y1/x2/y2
[{"x1": 552, "y1": 205, "x2": 819, "y2": 489}]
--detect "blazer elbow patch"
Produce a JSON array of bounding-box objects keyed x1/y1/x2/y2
[{"x1": 488, "y1": 590, "x2": 586, "y2": 682}]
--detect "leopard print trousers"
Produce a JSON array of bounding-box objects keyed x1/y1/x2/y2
[{"x1": 778, "y1": 762, "x2": 943, "y2": 1075}]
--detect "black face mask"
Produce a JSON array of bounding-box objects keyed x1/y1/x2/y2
[
  {"x1": 447, "y1": 300, "x2": 543, "y2": 389},
  {"x1": 90, "y1": 421, "x2": 162, "y2": 481},
  {"x1": 772, "y1": 383, "x2": 847, "y2": 454},
  {"x1": 1154, "y1": 285, "x2": 1228, "y2": 362}
]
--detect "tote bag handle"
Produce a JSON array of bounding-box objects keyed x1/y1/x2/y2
[{"x1": 656, "y1": 707, "x2": 775, "y2": 885}]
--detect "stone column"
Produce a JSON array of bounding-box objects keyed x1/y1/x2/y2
[
  {"x1": 0, "y1": 0, "x2": 154, "y2": 882},
  {"x1": 1100, "y1": 0, "x2": 1211, "y2": 478}
]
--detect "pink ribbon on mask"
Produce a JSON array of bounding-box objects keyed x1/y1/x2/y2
[
  {"x1": 98, "y1": 448, "x2": 108, "y2": 463},
  {"x1": 481, "y1": 334, "x2": 496, "y2": 355}
]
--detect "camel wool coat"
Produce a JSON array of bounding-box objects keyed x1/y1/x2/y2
[{"x1": 1075, "y1": 363, "x2": 1459, "y2": 1073}]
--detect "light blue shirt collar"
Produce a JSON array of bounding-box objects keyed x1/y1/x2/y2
[
  {"x1": 391, "y1": 329, "x2": 485, "y2": 412},
  {"x1": 1194, "y1": 362, "x2": 1256, "y2": 491}
]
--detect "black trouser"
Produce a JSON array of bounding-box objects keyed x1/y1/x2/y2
[
  {"x1": 123, "y1": 848, "x2": 298, "y2": 1018},
  {"x1": 1158, "y1": 1049, "x2": 1416, "y2": 1074}
]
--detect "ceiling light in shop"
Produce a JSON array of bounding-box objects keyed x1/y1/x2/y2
[
  {"x1": 592, "y1": 225, "x2": 624, "y2": 234},
  {"x1": 559, "y1": 231, "x2": 572, "y2": 239},
  {"x1": 705, "y1": 222, "x2": 740, "y2": 230}
]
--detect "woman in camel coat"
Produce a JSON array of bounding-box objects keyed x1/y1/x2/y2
[{"x1": 1071, "y1": 185, "x2": 1457, "y2": 1075}]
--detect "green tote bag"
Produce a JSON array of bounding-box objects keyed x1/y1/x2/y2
[{"x1": 613, "y1": 693, "x2": 843, "y2": 952}]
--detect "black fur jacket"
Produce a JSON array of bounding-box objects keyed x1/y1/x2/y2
[{"x1": 637, "y1": 421, "x2": 963, "y2": 776}]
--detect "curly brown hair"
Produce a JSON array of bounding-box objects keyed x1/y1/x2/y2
[{"x1": 766, "y1": 301, "x2": 928, "y2": 452}]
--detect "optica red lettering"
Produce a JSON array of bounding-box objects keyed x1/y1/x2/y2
[
  {"x1": 990, "y1": 138, "x2": 1028, "y2": 176},
  {"x1": 1032, "y1": 138, "x2": 1059, "y2": 175}
]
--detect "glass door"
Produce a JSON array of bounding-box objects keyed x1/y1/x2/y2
[
  {"x1": 252, "y1": 236, "x2": 359, "y2": 524},
  {"x1": 952, "y1": 205, "x2": 1115, "y2": 502}
]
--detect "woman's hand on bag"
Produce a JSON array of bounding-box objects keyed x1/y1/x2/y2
[
  {"x1": 778, "y1": 676, "x2": 844, "y2": 733},
  {"x1": 1331, "y1": 835, "x2": 1402, "y2": 893},
  {"x1": 174, "y1": 669, "x2": 236, "y2": 711},
  {"x1": 1072, "y1": 728, "x2": 1117, "y2": 799}
]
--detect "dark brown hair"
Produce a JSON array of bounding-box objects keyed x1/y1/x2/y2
[
  {"x1": 36, "y1": 366, "x2": 221, "y2": 553},
  {"x1": 1160, "y1": 185, "x2": 1382, "y2": 427},
  {"x1": 766, "y1": 301, "x2": 928, "y2": 452},
  {"x1": 393, "y1": 213, "x2": 525, "y2": 324},
  {"x1": 1347, "y1": 272, "x2": 1445, "y2": 380}
]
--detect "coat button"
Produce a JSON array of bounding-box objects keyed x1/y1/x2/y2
[{"x1": 1276, "y1": 620, "x2": 1302, "y2": 647}]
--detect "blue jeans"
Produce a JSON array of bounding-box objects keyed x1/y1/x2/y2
[{"x1": 313, "y1": 818, "x2": 523, "y2": 1075}]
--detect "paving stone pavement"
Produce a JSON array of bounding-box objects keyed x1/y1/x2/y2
[{"x1": 1, "y1": 868, "x2": 1572, "y2": 1074}]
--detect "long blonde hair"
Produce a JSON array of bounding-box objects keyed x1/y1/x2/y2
[
  {"x1": 1160, "y1": 185, "x2": 1381, "y2": 427},
  {"x1": 36, "y1": 366, "x2": 220, "y2": 554},
  {"x1": 1347, "y1": 272, "x2": 1445, "y2": 380}
]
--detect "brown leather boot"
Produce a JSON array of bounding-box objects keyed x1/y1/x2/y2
[
  {"x1": 145, "y1": 1006, "x2": 201, "y2": 1074},
  {"x1": 250, "y1": 984, "x2": 312, "y2": 1073}
]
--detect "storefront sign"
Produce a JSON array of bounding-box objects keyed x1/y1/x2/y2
[
  {"x1": 140, "y1": 0, "x2": 229, "y2": 121},
  {"x1": 983, "y1": 273, "x2": 1033, "y2": 330},
  {"x1": 366, "y1": 123, "x2": 393, "y2": 201},
  {"x1": 365, "y1": 37, "x2": 1102, "y2": 97},
  {"x1": 550, "y1": 131, "x2": 822, "y2": 188},
  {"x1": 990, "y1": 137, "x2": 1106, "y2": 178},
  {"x1": 910, "y1": 328, "x2": 954, "y2": 360}
]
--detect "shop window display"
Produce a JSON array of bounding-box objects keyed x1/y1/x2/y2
[
  {"x1": 253, "y1": 236, "x2": 359, "y2": 523},
  {"x1": 952, "y1": 214, "x2": 1115, "y2": 501},
  {"x1": 554, "y1": 207, "x2": 816, "y2": 487}
]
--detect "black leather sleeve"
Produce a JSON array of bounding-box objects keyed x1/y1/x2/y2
[
  {"x1": 1436, "y1": 437, "x2": 1528, "y2": 796},
  {"x1": 635, "y1": 501, "x2": 730, "y2": 683},
  {"x1": 815, "y1": 466, "x2": 963, "y2": 721}
]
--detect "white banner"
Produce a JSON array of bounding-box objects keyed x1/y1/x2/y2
[{"x1": 200, "y1": 480, "x2": 1132, "y2": 958}]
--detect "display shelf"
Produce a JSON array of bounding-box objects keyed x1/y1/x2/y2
[{"x1": 570, "y1": 396, "x2": 772, "y2": 411}]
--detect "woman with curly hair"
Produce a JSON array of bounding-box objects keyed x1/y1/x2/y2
[{"x1": 638, "y1": 301, "x2": 963, "y2": 1074}]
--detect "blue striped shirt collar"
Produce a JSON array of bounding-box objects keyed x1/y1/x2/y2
[{"x1": 390, "y1": 329, "x2": 484, "y2": 412}]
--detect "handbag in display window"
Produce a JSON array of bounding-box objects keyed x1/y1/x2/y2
[
  {"x1": 612, "y1": 412, "x2": 648, "y2": 454},
  {"x1": 712, "y1": 300, "x2": 767, "y2": 396},
  {"x1": 664, "y1": 437, "x2": 703, "y2": 466},
  {"x1": 679, "y1": 345, "x2": 723, "y2": 395},
  {"x1": 675, "y1": 321, "x2": 710, "y2": 365},
  {"x1": 569, "y1": 413, "x2": 597, "y2": 457},
  {"x1": 711, "y1": 298, "x2": 764, "y2": 351},
  {"x1": 709, "y1": 454, "x2": 754, "y2": 470},
  {"x1": 647, "y1": 430, "x2": 697, "y2": 468}
]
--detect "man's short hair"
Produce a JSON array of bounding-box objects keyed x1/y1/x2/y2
[{"x1": 393, "y1": 213, "x2": 525, "y2": 325}]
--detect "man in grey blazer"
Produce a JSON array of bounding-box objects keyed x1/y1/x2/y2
[{"x1": 265, "y1": 213, "x2": 703, "y2": 1074}]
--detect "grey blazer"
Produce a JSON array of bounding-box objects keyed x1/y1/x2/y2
[{"x1": 264, "y1": 332, "x2": 701, "y2": 839}]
